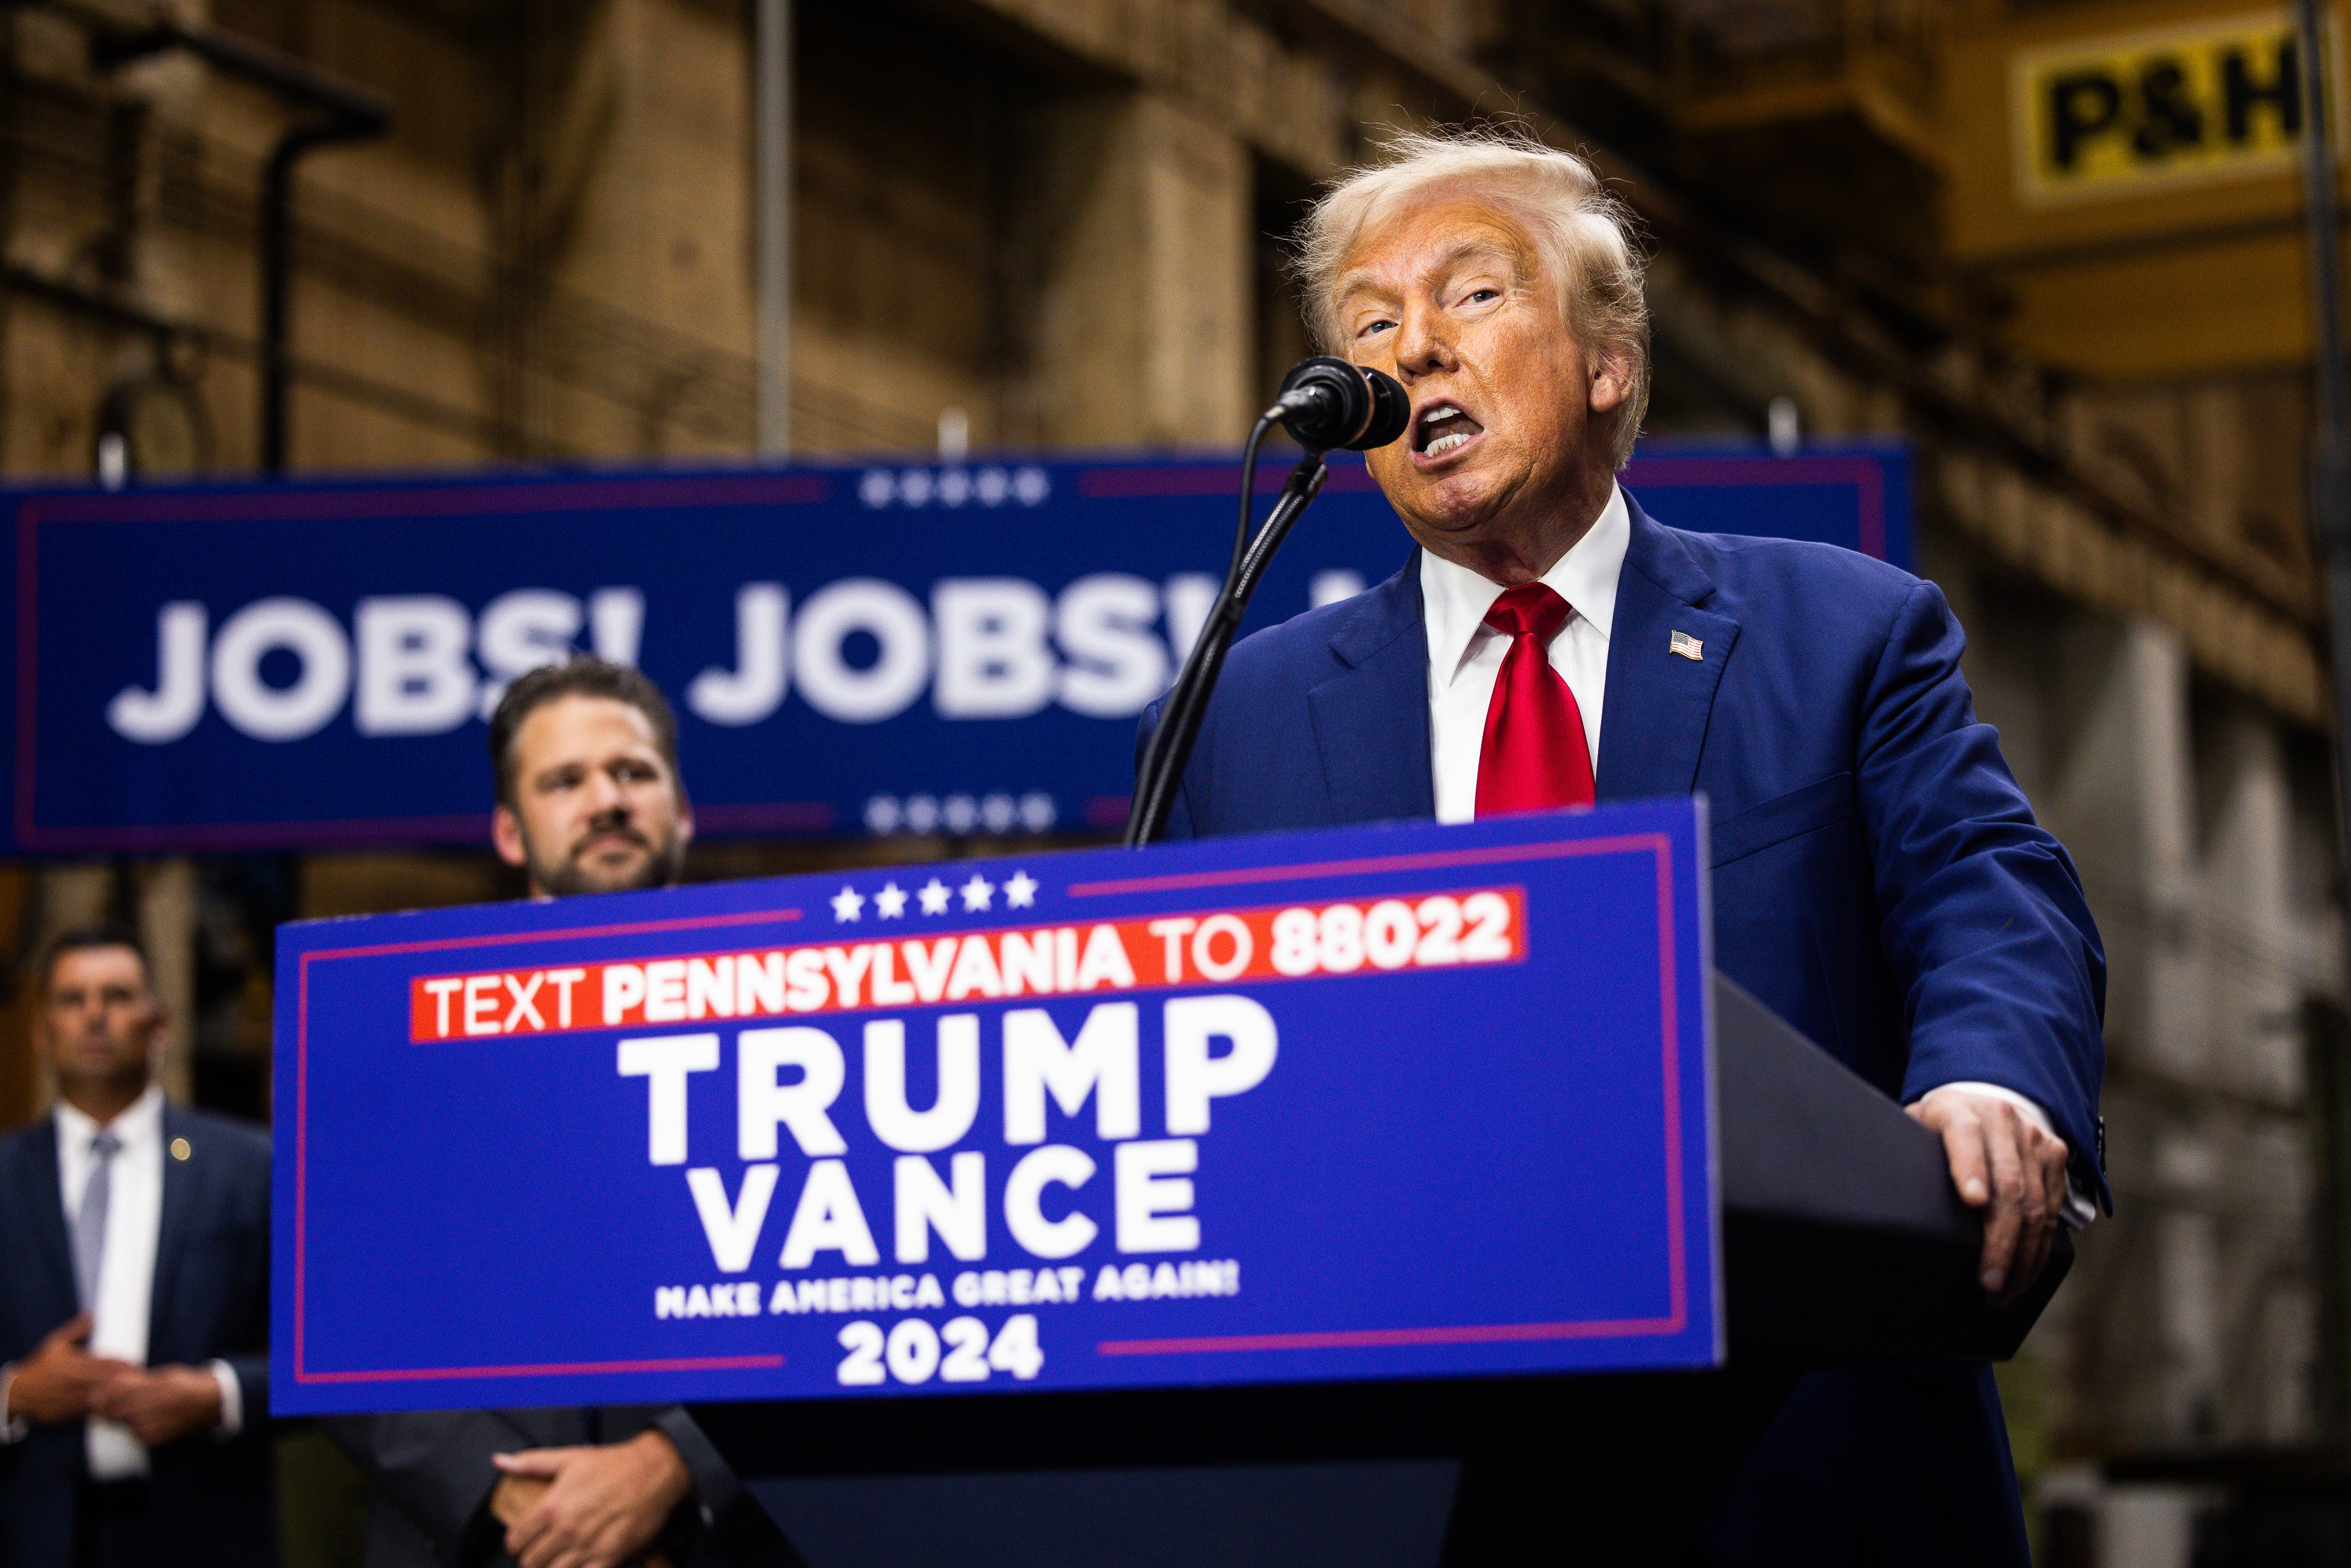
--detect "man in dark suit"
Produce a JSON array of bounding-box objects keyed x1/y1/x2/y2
[
  {"x1": 0, "y1": 927, "x2": 274, "y2": 1568},
  {"x1": 327, "y1": 658, "x2": 788, "y2": 1568},
  {"x1": 1146, "y1": 129, "x2": 2105, "y2": 1566}
]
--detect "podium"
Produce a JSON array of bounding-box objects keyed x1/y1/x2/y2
[
  {"x1": 270, "y1": 800, "x2": 2069, "y2": 1566},
  {"x1": 686, "y1": 973, "x2": 2068, "y2": 1567}
]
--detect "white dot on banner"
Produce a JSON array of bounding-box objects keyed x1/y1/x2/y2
[
  {"x1": 859, "y1": 470, "x2": 895, "y2": 507},
  {"x1": 1012, "y1": 467, "x2": 1050, "y2": 505},
  {"x1": 1309, "y1": 569, "x2": 1367, "y2": 607},
  {"x1": 943, "y1": 794, "x2": 978, "y2": 833},
  {"x1": 1019, "y1": 792, "x2": 1057, "y2": 831},
  {"x1": 899, "y1": 468, "x2": 935, "y2": 507},
  {"x1": 938, "y1": 470, "x2": 973, "y2": 507},
  {"x1": 905, "y1": 795, "x2": 940, "y2": 833},
  {"x1": 980, "y1": 793, "x2": 1016, "y2": 832},
  {"x1": 864, "y1": 796, "x2": 902, "y2": 833},
  {"x1": 976, "y1": 467, "x2": 1010, "y2": 506}
]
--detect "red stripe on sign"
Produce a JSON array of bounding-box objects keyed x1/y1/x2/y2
[
  {"x1": 1097, "y1": 1316, "x2": 1685, "y2": 1355},
  {"x1": 296, "y1": 1353, "x2": 785, "y2": 1385},
  {"x1": 408, "y1": 887, "x2": 1526, "y2": 1041}
]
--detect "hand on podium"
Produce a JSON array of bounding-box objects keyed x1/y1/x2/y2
[
  {"x1": 491, "y1": 1429, "x2": 691, "y2": 1568},
  {"x1": 1907, "y1": 1085, "x2": 2072, "y2": 1307}
]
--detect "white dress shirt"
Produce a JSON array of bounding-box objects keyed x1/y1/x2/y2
[
  {"x1": 37, "y1": 1086, "x2": 242, "y2": 1475},
  {"x1": 56, "y1": 1085, "x2": 165, "y2": 1477},
  {"x1": 1417, "y1": 483, "x2": 2091, "y2": 1225},
  {"x1": 1424, "y1": 484, "x2": 1627, "y2": 826}
]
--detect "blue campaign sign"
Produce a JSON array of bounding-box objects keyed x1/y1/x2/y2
[
  {"x1": 5, "y1": 443, "x2": 1904, "y2": 853},
  {"x1": 272, "y1": 799, "x2": 1717, "y2": 1413}
]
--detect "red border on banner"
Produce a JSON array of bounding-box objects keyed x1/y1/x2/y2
[{"x1": 294, "y1": 1355, "x2": 785, "y2": 1386}]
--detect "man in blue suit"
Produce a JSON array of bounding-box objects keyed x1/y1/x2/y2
[
  {"x1": 1147, "y1": 129, "x2": 2105, "y2": 1564},
  {"x1": 0, "y1": 928, "x2": 274, "y2": 1568}
]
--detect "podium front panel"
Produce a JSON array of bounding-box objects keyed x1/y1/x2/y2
[{"x1": 271, "y1": 801, "x2": 1716, "y2": 1414}]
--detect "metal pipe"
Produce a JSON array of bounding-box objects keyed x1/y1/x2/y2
[
  {"x1": 73, "y1": 5, "x2": 390, "y2": 473},
  {"x1": 2300, "y1": 0, "x2": 2347, "y2": 440},
  {"x1": 2295, "y1": 0, "x2": 2351, "y2": 860},
  {"x1": 755, "y1": 0, "x2": 792, "y2": 455},
  {"x1": 93, "y1": 15, "x2": 391, "y2": 125},
  {"x1": 2297, "y1": 0, "x2": 2351, "y2": 1433},
  {"x1": 261, "y1": 122, "x2": 374, "y2": 472}
]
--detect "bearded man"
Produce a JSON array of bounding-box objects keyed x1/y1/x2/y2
[
  {"x1": 1143, "y1": 130, "x2": 2106, "y2": 1566},
  {"x1": 329, "y1": 659, "x2": 790, "y2": 1568},
  {"x1": 488, "y1": 658, "x2": 694, "y2": 899}
]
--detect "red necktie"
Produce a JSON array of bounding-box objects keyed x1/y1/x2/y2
[{"x1": 1475, "y1": 583, "x2": 1596, "y2": 817}]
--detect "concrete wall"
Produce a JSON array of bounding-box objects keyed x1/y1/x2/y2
[
  {"x1": 0, "y1": 4, "x2": 2345, "y2": 1559},
  {"x1": 1943, "y1": 524, "x2": 2340, "y2": 1559}
]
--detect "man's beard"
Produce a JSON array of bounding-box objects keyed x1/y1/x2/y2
[{"x1": 527, "y1": 816, "x2": 684, "y2": 897}]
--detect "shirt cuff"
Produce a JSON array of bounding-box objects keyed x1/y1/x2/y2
[
  {"x1": 207, "y1": 1361, "x2": 243, "y2": 1438},
  {"x1": 0, "y1": 1365, "x2": 26, "y2": 1443},
  {"x1": 1912, "y1": 1081, "x2": 2099, "y2": 1230}
]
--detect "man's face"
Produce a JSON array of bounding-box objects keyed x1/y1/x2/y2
[
  {"x1": 1335, "y1": 195, "x2": 1628, "y2": 569},
  {"x1": 493, "y1": 695, "x2": 692, "y2": 897},
  {"x1": 39, "y1": 946, "x2": 161, "y2": 1098}
]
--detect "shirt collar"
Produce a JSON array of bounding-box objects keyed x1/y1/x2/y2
[
  {"x1": 55, "y1": 1082, "x2": 164, "y2": 1152},
  {"x1": 1421, "y1": 482, "x2": 1631, "y2": 689}
]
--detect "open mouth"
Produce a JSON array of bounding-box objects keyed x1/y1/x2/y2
[{"x1": 1413, "y1": 402, "x2": 1486, "y2": 463}]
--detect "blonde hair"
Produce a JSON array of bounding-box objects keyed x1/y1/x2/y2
[{"x1": 1292, "y1": 127, "x2": 1651, "y2": 469}]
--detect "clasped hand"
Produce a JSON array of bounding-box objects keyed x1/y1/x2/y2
[
  {"x1": 1907, "y1": 1086, "x2": 2071, "y2": 1306},
  {"x1": 5, "y1": 1312, "x2": 223, "y2": 1445},
  {"x1": 488, "y1": 1429, "x2": 692, "y2": 1568}
]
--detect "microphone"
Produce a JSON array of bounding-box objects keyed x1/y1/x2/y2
[
  {"x1": 1270, "y1": 357, "x2": 1411, "y2": 451},
  {"x1": 1128, "y1": 356, "x2": 1406, "y2": 847}
]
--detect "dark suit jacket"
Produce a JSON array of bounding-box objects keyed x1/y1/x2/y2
[
  {"x1": 0, "y1": 1103, "x2": 274, "y2": 1568},
  {"x1": 323, "y1": 1407, "x2": 778, "y2": 1568},
  {"x1": 1144, "y1": 497, "x2": 2107, "y2": 1566}
]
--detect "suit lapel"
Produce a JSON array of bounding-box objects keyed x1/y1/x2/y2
[
  {"x1": 1595, "y1": 498, "x2": 1740, "y2": 801},
  {"x1": 150, "y1": 1104, "x2": 198, "y2": 1351},
  {"x1": 19, "y1": 1118, "x2": 79, "y2": 1318},
  {"x1": 1308, "y1": 555, "x2": 1436, "y2": 825}
]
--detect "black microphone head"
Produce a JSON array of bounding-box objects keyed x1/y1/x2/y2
[
  {"x1": 1274, "y1": 357, "x2": 1370, "y2": 449},
  {"x1": 1346, "y1": 367, "x2": 1410, "y2": 451},
  {"x1": 1273, "y1": 357, "x2": 1412, "y2": 451}
]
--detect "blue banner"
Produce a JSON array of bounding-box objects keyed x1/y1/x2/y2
[
  {"x1": 272, "y1": 800, "x2": 1717, "y2": 1412},
  {"x1": 6, "y1": 445, "x2": 1905, "y2": 853}
]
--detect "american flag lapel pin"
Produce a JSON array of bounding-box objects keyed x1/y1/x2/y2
[{"x1": 1670, "y1": 630, "x2": 1704, "y2": 661}]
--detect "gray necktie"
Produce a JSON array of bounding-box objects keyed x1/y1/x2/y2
[{"x1": 74, "y1": 1131, "x2": 120, "y2": 1309}]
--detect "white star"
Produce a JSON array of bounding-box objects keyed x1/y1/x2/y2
[
  {"x1": 875, "y1": 882, "x2": 909, "y2": 919},
  {"x1": 917, "y1": 878, "x2": 952, "y2": 916},
  {"x1": 960, "y1": 873, "x2": 996, "y2": 912},
  {"x1": 830, "y1": 885, "x2": 864, "y2": 922},
  {"x1": 1004, "y1": 871, "x2": 1038, "y2": 909}
]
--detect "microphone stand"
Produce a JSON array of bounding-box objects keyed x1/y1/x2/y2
[{"x1": 1127, "y1": 426, "x2": 1331, "y2": 847}]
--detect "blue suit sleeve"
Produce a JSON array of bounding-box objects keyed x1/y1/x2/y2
[{"x1": 1857, "y1": 581, "x2": 2108, "y2": 1205}]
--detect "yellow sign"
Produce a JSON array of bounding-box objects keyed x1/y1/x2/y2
[{"x1": 2012, "y1": 11, "x2": 2322, "y2": 202}]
